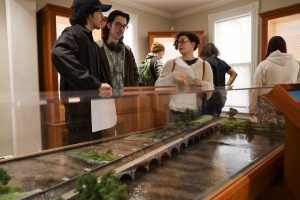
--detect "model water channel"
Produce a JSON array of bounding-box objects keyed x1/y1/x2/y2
[{"x1": 127, "y1": 132, "x2": 283, "y2": 200}]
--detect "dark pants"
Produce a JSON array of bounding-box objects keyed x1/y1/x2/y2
[
  {"x1": 206, "y1": 91, "x2": 227, "y2": 117},
  {"x1": 67, "y1": 130, "x2": 102, "y2": 145},
  {"x1": 65, "y1": 102, "x2": 102, "y2": 145}
]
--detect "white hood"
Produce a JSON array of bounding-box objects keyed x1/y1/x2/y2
[{"x1": 267, "y1": 50, "x2": 293, "y2": 66}]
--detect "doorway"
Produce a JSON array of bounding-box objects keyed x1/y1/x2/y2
[{"x1": 260, "y1": 3, "x2": 300, "y2": 60}]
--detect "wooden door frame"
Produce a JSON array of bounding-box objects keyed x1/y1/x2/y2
[
  {"x1": 259, "y1": 3, "x2": 300, "y2": 60},
  {"x1": 37, "y1": 4, "x2": 72, "y2": 148},
  {"x1": 37, "y1": 4, "x2": 72, "y2": 92}
]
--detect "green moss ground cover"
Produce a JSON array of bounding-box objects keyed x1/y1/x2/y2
[
  {"x1": 70, "y1": 149, "x2": 115, "y2": 163},
  {"x1": 218, "y1": 118, "x2": 284, "y2": 134}
]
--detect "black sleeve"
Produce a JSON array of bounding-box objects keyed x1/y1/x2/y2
[
  {"x1": 223, "y1": 60, "x2": 231, "y2": 72},
  {"x1": 153, "y1": 59, "x2": 163, "y2": 79},
  {"x1": 51, "y1": 30, "x2": 101, "y2": 90},
  {"x1": 129, "y1": 49, "x2": 139, "y2": 86}
]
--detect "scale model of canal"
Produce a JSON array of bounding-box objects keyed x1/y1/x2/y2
[
  {"x1": 0, "y1": 116, "x2": 284, "y2": 200},
  {"x1": 127, "y1": 132, "x2": 283, "y2": 200}
]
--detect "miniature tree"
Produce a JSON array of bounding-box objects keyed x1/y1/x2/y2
[
  {"x1": 76, "y1": 169, "x2": 127, "y2": 200},
  {"x1": 0, "y1": 168, "x2": 21, "y2": 195},
  {"x1": 98, "y1": 170, "x2": 128, "y2": 200},
  {"x1": 76, "y1": 173, "x2": 101, "y2": 200},
  {"x1": 71, "y1": 149, "x2": 115, "y2": 162},
  {"x1": 175, "y1": 109, "x2": 196, "y2": 127},
  {"x1": 0, "y1": 168, "x2": 10, "y2": 186},
  {"x1": 227, "y1": 108, "x2": 238, "y2": 120}
]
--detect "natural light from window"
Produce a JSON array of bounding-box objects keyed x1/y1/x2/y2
[{"x1": 214, "y1": 14, "x2": 252, "y2": 110}]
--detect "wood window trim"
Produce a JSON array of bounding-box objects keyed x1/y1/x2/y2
[
  {"x1": 37, "y1": 4, "x2": 72, "y2": 148},
  {"x1": 148, "y1": 31, "x2": 204, "y2": 58},
  {"x1": 259, "y1": 3, "x2": 300, "y2": 60}
]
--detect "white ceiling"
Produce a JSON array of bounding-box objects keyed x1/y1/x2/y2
[{"x1": 110, "y1": 0, "x2": 239, "y2": 18}]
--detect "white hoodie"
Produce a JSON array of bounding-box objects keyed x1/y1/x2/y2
[{"x1": 249, "y1": 50, "x2": 300, "y2": 113}]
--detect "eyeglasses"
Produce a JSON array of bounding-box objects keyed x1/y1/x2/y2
[
  {"x1": 115, "y1": 22, "x2": 128, "y2": 30},
  {"x1": 174, "y1": 38, "x2": 190, "y2": 46}
]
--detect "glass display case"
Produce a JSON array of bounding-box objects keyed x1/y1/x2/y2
[{"x1": 0, "y1": 86, "x2": 289, "y2": 200}]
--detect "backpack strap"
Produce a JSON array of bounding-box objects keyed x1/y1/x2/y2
[
  {"x1": 149, "y1": 56, "x2": 159, "y2": 79},
  {"x1": 171, "y1": 59, "x2": 176, "y2": 72},
  {"x1": 202, "y1": 60, "x2": 205, "y2": 80}
]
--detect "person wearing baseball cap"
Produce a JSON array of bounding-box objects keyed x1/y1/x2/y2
[
  {"x1": 51, "y1": 0, "x2": 112, "y2": 144},
  {"x1": 72, "y1": 0, "x2": 112, "y2": 12}
]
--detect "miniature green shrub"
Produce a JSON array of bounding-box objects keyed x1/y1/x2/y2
[
  {"x1": 174, "y1": 109, "x2": 214, "y2": 128},
  {"x1": 219, "y1": 123, "x2": 235, "y2": 133},
  {"x1": 243, "y1": 120, "x2": 254, "y2": 132},
  {"x1": 227, "y1": 108, "x2": 238, "y2": 120},
  {"x1": 0, "y1": 193, "x2": 23, "y2": 200},
  {"x1": 98, "y1": 170, "x2": 128, "y2": 200},
  {"x1": 134, "y1": 132, "x2": 167, "y2": 139},
  {"x1": 0, "y1": 185, "x2": 21, "y2": 195},
  {"x1": 0, "y1": 168, "x2": 21, "y2": 197},
  {"x1": 267, "y1": 122, "x2": 285, "y2": 134},
  {"x1": 76, "y1": 169, "x2": 127, "y2": 200},
  {"x1": 0, "y1": 168, "x2": 10, "y2": 186},
  {"x1": 76, "y1": 173, "x2": 101, "y2": 200},
  {"x1": 218, "y1": 118, "x2": 245, "y2": 133},
  {"x1": 179, "y1": 109, "x2": 196, "y2": 125},
  {"x1": 71, "y1": 149, "x2": 115, "y2": 162}
]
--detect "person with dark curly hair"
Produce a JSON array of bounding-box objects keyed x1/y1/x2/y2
[
  {"x1": 155, "y1": 32, "x2": 213, "y2": 119},
  {"x1": 96, "y1": 10, "x2": 139, "y2": 94}
]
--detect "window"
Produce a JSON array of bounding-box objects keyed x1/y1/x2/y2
[
  {"x1": 269, "y1": 14, "x2": 300, "y2": 61},
  {"x1": 208, "y1": 2, "x2": 259, "y2": 112},
  {"x1": 123, "y1": 12, "x2": 139, "y2": 63}
]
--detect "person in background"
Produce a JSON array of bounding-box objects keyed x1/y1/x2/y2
[
  {"x1": 201, "y1": 43, "x2": 238, "y2": 117},
  {"x1": 96, "y1": 10, "x2": 139, "y2": 94},
  {"x1": 201, "y1": 43, "x2": 237, "y2": 87},
  {"x1": 249, "y1": 36, "x2": 300, "y2": 123},
  {"x1": 139, "y1": 42, "x2": 165, "y2": 86},
  {"x1": 51, "y1": 0, "x2": 112, "y2": 144},
  {"x1": 155, "y1": 31, "x2": 213, "y2": 121}
]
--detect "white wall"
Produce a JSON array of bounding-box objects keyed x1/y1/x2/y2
[
  {"x1": 3, "y1": 0, "x2": 42, "y2": 156},
  {"x1": 36, "y1": 0, "x2": 172, "y2": 64},
  {"x1": 172, "y1": 0, "x2": 300, "y2": 60},
  {"x1": 0, "y1": 0, "x2": 13, "y2": 157}
]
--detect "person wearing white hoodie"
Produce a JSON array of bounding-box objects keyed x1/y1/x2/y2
[{"x1": 249, "y1": 36, "x2": 300, "y2": 123}]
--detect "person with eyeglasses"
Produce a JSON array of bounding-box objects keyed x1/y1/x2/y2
[
  {"x1": 97, "y1": 10, "x2": 139, "y2": 94},
  {"x1": 51, "y1": 0, "x2": 112, "y2": 145},
  {"x1": 155, "y1": 31, "x2": 214, "y2": 121}
]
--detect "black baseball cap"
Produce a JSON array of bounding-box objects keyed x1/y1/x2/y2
[{"x1": 72, "y1": 0, "x2": 112, "y2": 12}]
